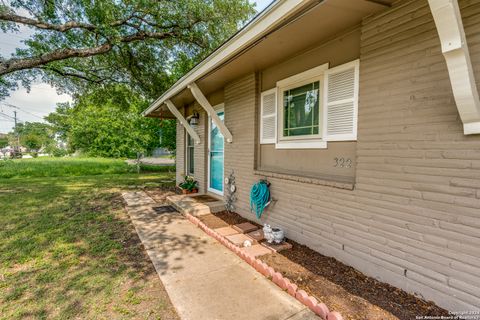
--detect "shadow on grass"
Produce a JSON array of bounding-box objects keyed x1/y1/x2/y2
[{"x1": 0, "y1": 174, "x2": 179, "y2": 319}]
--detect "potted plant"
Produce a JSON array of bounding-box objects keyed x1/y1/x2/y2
[{"x1": 179, "y1": 176, "x2": 199, "y2": 194}]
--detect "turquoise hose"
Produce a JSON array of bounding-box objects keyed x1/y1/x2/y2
[{"x1": 250, "y1": 181, "x2": 270, "y2": 219}]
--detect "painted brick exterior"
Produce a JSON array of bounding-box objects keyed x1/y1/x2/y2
[{"x1": 175, "y1": 0, "x2": 480, "y2": 311}]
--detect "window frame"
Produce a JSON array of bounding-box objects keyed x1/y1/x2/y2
[
  {"x1": 276, "y1": 63, "x2": 328, "y2": 149},
  {"x1": 185, "y1": 130, "x2": 195, "y2": 176}
]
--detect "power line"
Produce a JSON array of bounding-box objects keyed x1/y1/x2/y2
[
  {"x1": 1, "y1": 103, "x2": 45, "y2": 120},
  {"x1": 0, "y1": 112, "x2": 15, "y2": 120}
]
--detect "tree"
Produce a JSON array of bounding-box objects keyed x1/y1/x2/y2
[
  {"x1": 0, "y1": 134, "x2": 8, "y2": 148},
  {"x1": 12, "y1": 121, "x2": 55, "y2": 152},
  {"x1": 23, "y1": 133, "x2": 43, "y2": 152},
  {"x1": 0, "y1": 0, "x2": 255, "y2": 99},
  {"x1": 46, "y1": 85, "x2": 162, "y2": 158},
  {"x1": 159, "y1": 120, "x2": 177, "y2": 153}
]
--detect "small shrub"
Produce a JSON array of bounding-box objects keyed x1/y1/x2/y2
[
  {"x1": 179, "y1": 176, "x2": 198, "y2": 191},
  {"x1": 52, "y1": 148, "x2": 68, "y2": 157}
]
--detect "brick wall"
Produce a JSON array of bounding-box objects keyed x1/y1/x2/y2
[
  {"x1": 218, "y1": 0, "x2": 480, "y2": 310},
  {"x1": 175, "y1": 104, "x2": 208, "y2": 194},
  {"x1": 176, "y1": 0, "x2": 480, "y2": 311},
  {"x1": 224, "y1": 74, "x2": 258, "y2": 213}
]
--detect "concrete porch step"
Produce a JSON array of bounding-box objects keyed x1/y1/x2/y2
[{"x1": 166, "y1": 194, "x2": 224, "y2": 216}]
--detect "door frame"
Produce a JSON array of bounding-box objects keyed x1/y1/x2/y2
[{"x1": 207, "y1": 104, "x2": 225, "y2": 196}]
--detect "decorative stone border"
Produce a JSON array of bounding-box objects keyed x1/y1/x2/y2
[{"x1": 185, "y1": 213, "x2": 344, "y2": 320}]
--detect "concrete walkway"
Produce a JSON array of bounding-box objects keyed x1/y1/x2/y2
[{"x1": 123, "y1": 191, "x2": 317, "y2": 320}]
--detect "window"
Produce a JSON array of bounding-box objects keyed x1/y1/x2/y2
[
  {"x1": 283, "y1": 81, "x2": 320, "y2": 137},
  {"x1": 276, "y1": 63, "x2": 328, "y2": 148},
  {"x1": 259, "y1": 60, "x2": 359, "y2": 149},
  {"x1": 186, "y1": 132, "x2": 194, "y2": 175}
]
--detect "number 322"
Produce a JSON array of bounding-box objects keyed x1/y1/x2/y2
[{"x1": 334, "y1": 157, "x2": 352, "y2": 168}]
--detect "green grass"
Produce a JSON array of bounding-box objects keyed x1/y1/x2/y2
[
  {"x1": 0, "y1": 158, "x2": 178, "y2": 320},
  {"x1": 0, "y1": 157, "x2": 175, "y2": 179}
]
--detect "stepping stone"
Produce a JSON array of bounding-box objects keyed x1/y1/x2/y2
[
  {"x1": 246, "y1": 229, "x2": 265, "y2": 242},
  {"x1": 232, "y1": 222, "x2": 258, "y2": 234},
  {"x1": 214, "y1": 226, "x2": 239, "y2": 236},
  {"x1": 226, "y1": 233, "x2": 257, "y2": 247},
  {"x1": 261, "y1": 241, "x2": 293, "y2": 253},
  {"x1": 243, "y1": 244, "x2": 272, "y2": 257}
]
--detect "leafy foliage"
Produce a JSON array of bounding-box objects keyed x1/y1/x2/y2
[
  {"x1": 46, "y1": 85, "x2": 163, "y2": 158},
  {"x1": 179, "y1": 175, "x2": 198, "y2": 191},
  {"x1": 12, "y1": 121, "x2": 55, "y2": 151},
  {"x1": 159, "y1": 119, "x2": 177, "y2": 152},
  {"x1": 0, "y1": 135, "x2": 8, "y2": 148},
  {"x1": 0, "y1": 0, "x2": 256, "y2": 99}
]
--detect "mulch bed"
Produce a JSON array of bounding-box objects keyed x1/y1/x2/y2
[{"x1": 203, "y1": 210, "x2": 449, "y2": 320}]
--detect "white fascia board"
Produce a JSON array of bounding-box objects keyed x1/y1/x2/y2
[
  {"x1": 428, "y1": 0, "x2": 480, "y2": 135},
  {"x1": 142, "y1": 0, "x2": 311, "y2": 117}
]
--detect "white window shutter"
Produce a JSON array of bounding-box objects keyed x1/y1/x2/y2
[
  {"x1": 260, "y1": 88, "x2": 277, "y2": 144},
  {"x1": 323, "y1": 59, "x2": 359, "y2": 141}
]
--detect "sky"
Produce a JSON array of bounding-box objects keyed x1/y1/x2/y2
[{"x1": 0, "y1": 0, "x2": 273, "y2": 133}]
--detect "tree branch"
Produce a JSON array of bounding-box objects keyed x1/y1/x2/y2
[
  {"x1": 1, "y1": 43, "x2": 112, "y2": 75},
  {"x1": 40, "y1": 66, "x2": 106, "y2": 84},
  {"x1": 0, "y1": 12, "x2": 96, "y2": 32},
  {"x1": 0, "y1": 31, "x2": 175, "y2": 75}
]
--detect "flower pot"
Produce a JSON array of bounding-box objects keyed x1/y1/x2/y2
[{"x1": 181, "y1": 188, "x2": 198, "y2": 194}]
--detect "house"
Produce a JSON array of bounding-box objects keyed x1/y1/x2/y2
[{"x1": 143, "y1": 0, "x2": 480, "y2": 311}]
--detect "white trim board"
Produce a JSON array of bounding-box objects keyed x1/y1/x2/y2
[
  {"x1": 428, "y1": 0, "x2": 480, "y2": 135},
  {"x1": 207, "y1": 107, "x2": 225, "y2": 196}
]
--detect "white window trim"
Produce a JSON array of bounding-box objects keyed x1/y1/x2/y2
[
  {"x1": 185, "y1": 130, "x2": 194, "y2": 176},
  {"x1": 276, "y1": 63, "x2": 329, "y2": 149},
  {"x1": 260, "y1": 88, "x2": 277, "y2": 144},
  {"x1": 207, "y1": 105, "x2": 225, "y2": 196}
]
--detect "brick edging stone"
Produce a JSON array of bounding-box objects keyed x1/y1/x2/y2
[{"x1": 185, "y1": 213, "x2": 344, "y2": 320}]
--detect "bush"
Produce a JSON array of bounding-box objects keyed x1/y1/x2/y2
[{"x1": 51, "y1": 148, "x2": 68, "y2": 157}]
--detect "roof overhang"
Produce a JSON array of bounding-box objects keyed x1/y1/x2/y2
[{"x1": 144, "y1": 0, "x2": 392, "y2": 118}]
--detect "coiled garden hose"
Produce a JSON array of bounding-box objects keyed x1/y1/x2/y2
[{"x1": 250, "y1": 180, "x2": 271, "y2": 219}]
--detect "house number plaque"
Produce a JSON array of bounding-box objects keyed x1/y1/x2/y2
[{"x1": 334, "y1": 157, "x2": 352, "y2": 168}]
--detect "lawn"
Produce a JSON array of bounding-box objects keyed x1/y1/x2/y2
[
  {"x1": 0, "y1": 157, "x2": 174, "y2": 179},
  {"x1": 0, "y1": 158, "x2": 178, "y2": 320}
]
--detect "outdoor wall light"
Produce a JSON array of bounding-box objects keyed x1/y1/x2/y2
[{"x1": 188, "y1": 112, "x2": 200, "y2": 126}]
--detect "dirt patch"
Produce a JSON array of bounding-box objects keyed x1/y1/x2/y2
[
  {"x1": 211, "y1": 210, "x2": 262, "y2": 227},
  {"x1": 191, "y1": 195, "x2": 221, "y2": 203},
  {"x1": 201, "y1": 210, "x2": 449, "y2": 320},
  {"x1": 199, "y1": 214, "x2": 229, "y2": 229}
]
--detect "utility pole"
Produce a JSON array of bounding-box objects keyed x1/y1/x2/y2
[{"x1": 13, "y1": 111, "x2": 19, "y2": 153}]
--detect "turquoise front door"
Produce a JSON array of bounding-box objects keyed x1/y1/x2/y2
[{"x1": 209, "y1": 111, "x2": 224, "y2": 194}]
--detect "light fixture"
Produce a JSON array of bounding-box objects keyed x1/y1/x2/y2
[{"x1": 188, "y1": 112, "x2": 199, "y2": 126}]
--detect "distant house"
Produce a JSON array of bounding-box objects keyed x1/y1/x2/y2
[{"x1": 143, "y1": 0, "x2": 480, "y2": 311}]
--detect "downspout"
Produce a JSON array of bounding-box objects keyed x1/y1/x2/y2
[{"x1": 428, "y1": 0, "x2": 480, "y2": 135}]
